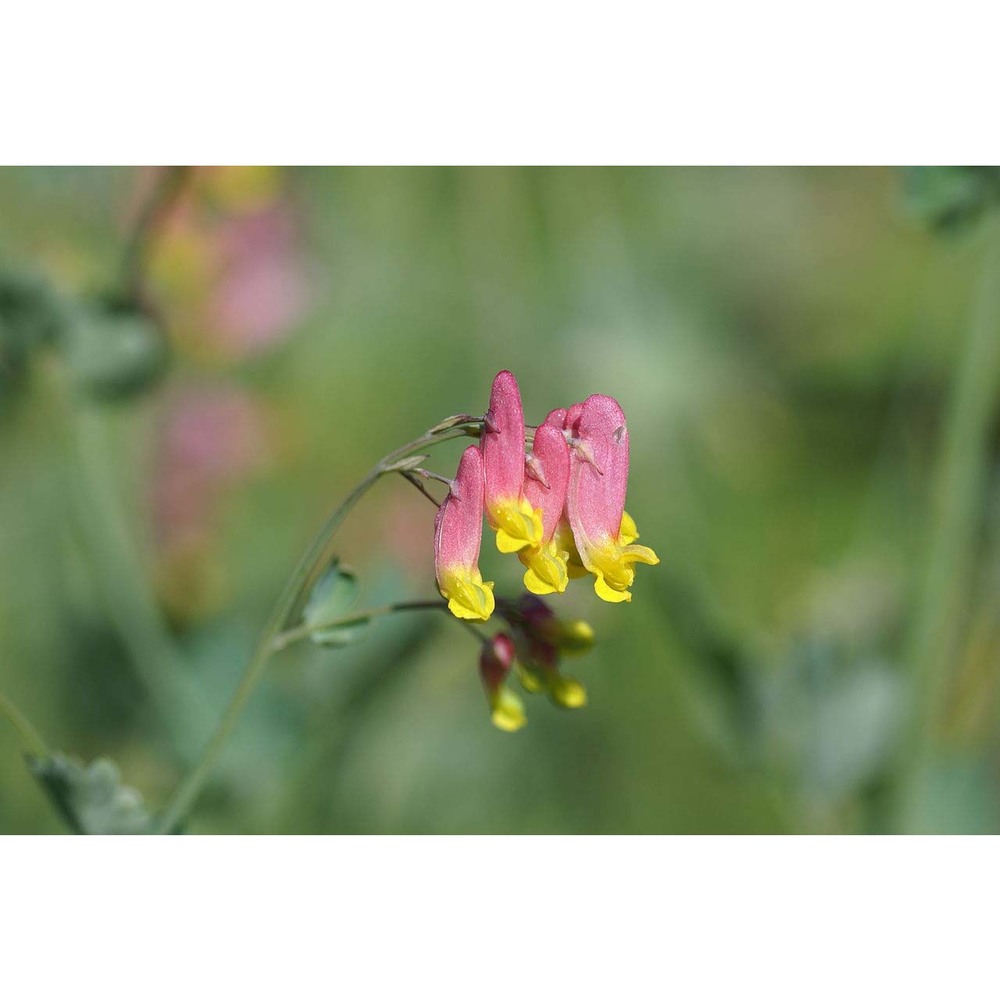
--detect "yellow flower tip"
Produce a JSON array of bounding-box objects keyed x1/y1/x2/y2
[
  {"x1": 440, "y1": 568, "x2": 495, "y2": 621},
  {"x1": 490, "y1": 688, "x2": 527, "y2": 732},
  {"x1": 495, "y1": 528, "x2": 531, "y2": 554},
  {"x1": 519, "y1": 543, "x2": 570, "y2": 596},
  {"x1": 491, "y1": 498, "x2": 544, "y2": 553},
  {"x1": 549, "y1": 675, "x2": 587, "y2": 710},
  {"x1": 557, "y1": 620, "x2": 595, "y2": 655},
  {"x1": 593, "y1": 573, "x2": 632, "y2": 604},
  {"x1": 555, "y1": 521, "x2": 589, "y2": 578},
  {"x1": 628, "y1": 544, "x2": 660, "y2": 567},
  {"x1": 584, "y1": 533, "x2": 659, "y2": 603},
  {"x1": 619, "y1": 510, "x2": 640, "y2": 545},
  {"x1": 516, "y1": 664, "x2": 546, "y2": 694}
]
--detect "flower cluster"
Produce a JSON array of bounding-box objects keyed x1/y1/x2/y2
[{"x1": 433, "y1": 370, "x2": 659, "y2": 729}]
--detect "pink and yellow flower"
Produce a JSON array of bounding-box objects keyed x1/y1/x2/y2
[
  {"x1": 479, "y1": 632, "x2": 526, "y2": 732},
  {"x1": 517, "y1": 422, "x2": 572, "y2": 595},
  {"x1": 502, "y1": 594, "x2": 592, "y2": 710},
  {"x1": 433, "y1": 445, "x2": 495, "y2": 621},
  {"x1": 480, "y1": 370, "x2": 543, "y2": 555},
  {"x1": 560, "y1": 394, "x2": 659, "y2": 603}
]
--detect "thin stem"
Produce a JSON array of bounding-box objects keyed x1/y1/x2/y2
[
  {"x1": 411, "y1": 468, "x2": 454, "y2": 487},
  {"x1": 454, "y1": 618, "x2": 489, "y2": 644},
  {"x1": 153, "y1": 419, "x2": 481, "y2": 834},
  {"x1": 270, "y1": 599, "x2": 448, "y2": 653},
  {"x1": 400, "y1": 470, "x2": 443, "y2": 507},
  {"x1": 897, "y1": 213, "x2": 1000, "y2": 828},
  {"x1": 0, "y1": 690, "x2": 49, "y2": 759},
  {"x1": 283, "y1": 422, "x2": 478, "y2": 633}
]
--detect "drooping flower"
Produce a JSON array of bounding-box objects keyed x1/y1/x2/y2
[
  {"x1": 562, "y1": 394, "x2": 659, "y2": 603},
  {"x1": 479, "y1": 632, "x2": 526, "y2": 732},
  {"x1": 542, "y1": 407, "x2": 591, "y2": 583},
  {"x1": 434, "y1": 445, "x2": 495, "y2": 621},
  {"x1": 480, "y1": 370, "x2": 543, "y2": 555},
  {"x1": 517, "y1": 423, "x2": 571, "y2": 595},
  {"x1": 501, "y1": 595, "x2": 593, "y2": 709}
]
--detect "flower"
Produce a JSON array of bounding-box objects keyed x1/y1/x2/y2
[
  {"x1": 480, "y1": 370, "x2": 543, "y2": 555},
  {"x1": 501, "y1": 595, "x2": 593, "y2": 709},
  {"x1": 434, "y1": 445, "x2": 495, "y2": 621},
  {"x1": 479, "y1": 633, "x2": 526, "y2": 732},
  {"x1": 517, "y1": 422, "x2": 572, "y2": 595},
  {"x1": 560, "y1": 394, "x2": 659, "y2": 603}
]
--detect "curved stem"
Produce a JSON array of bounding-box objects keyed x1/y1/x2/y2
[
  {"x1": 270, "y1": 599, "x2": 448, "y2": 653},
  {"x1": 0, "y1": 690, "x2": 49, "y2": 759},
  {"x1": 152, "y1": 418, "x2": 480, "y2": 834}
]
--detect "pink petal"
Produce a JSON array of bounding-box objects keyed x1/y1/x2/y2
[
  {"x1": 564, "y1": 402, "x2": 585, "y2": 433},
  {"x1": 434, "y1": 445, "x2": 485, "y2": 575},
  {"x1": 566, "y1": 394, "x2": 629, "y2": 547},
  {"x1": 544, "y1": 407, "x2": 568, "y2": 430},
  {"x1": 481, "y1": 370, "x2": 526, "y2": 514},
  {"x1": 523, "y1": 423, "x2": 570, "y2": 544}
]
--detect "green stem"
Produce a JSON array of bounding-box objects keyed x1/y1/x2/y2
[
  {"x1": 270, "y1": 599, "x2": 448, "y2": 653},
  {"x1": 152, "y1": 418, "x2": 480, "y2": 834},
  {"x1": 899, "y1": 213, "x2": 1000, "y2": 827},
  {"x1": 0, "y1": 689, "x2": 49, "y2": 759}
]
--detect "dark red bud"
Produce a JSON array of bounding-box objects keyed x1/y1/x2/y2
[{"x1": 479, "y1": 632, "x2": 516, "y2": 692}]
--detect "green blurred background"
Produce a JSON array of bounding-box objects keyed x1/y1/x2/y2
[{"x1": 2, "y1": 166, "x2": 1000, "y2": 834}]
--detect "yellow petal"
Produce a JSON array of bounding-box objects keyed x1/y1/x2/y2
[{"x1": 594, "y1": 573, "x2": 631, "y2": 603}]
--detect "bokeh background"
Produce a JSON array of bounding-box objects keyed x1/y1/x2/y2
[{"x1": 3, "y1": 166, "x2": 1000, "y2": 834}]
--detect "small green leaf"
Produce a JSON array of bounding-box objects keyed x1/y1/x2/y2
[
  {"x1": 302, "y1": 560, "x2": 370, "y2": 646},
  {"x1": 28, "y1": 754, "x2": 152, "y2": 835}
]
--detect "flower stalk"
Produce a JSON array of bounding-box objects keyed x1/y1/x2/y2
[{"x1": 152, "y1": 417, "x2": 480, "y2": 833}]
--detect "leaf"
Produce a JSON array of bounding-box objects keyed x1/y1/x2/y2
[
  {"x1": 28, "y1": 754, "x2": 152, "y2": 835},
  {"x1": 302, "y1": 560, "x2": 370, "y2": 647}
]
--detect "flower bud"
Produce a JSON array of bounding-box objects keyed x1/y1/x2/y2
[
  {"x1": 553, "y1": 619, "x2": 595, "y2": 655},
  {"x1": 501, "y1": 595, "x2": 590, "y2": 711},
  {"x1": 479, "y1": 633, "x2": 526, "y2": 733},
  {"x1": 548, "y1": 674, "x2": 588, "y2": 709},
  {"x1": 507, "y1": 595, "x2": 595, "y2": 655}
]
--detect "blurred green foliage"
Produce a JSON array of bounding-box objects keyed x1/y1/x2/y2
[{"x1": 2, "y1": 166, "x2": 1000, "y2": 834}]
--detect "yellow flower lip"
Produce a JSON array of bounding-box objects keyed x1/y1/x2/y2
[
  {"x1": 582, "y1": 524, "x2": 659, "y2": 604},
  {"x1": 489, "y1": 496, "x2": 544, "y2": 553},
  {"x1": 439, "y1": 567, "x2": 495, "y2": 621},
  {"x1": 518, "y1": 539, "x2": 570, "y2": 596}
]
